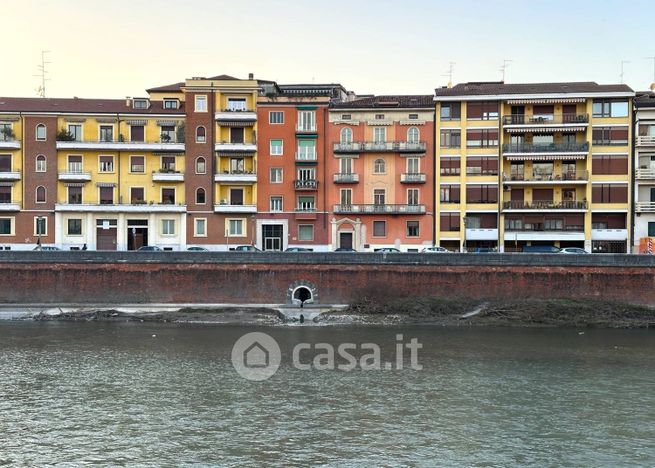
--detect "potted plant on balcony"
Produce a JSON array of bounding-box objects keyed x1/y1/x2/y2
[
  {"x1": 0, "y1": 127, "x2": 15, "y2": 141},
  {"x1": 56, "y1": 129, "x2": 75, "y2": 141},
  {"x1": 160, "y1": 133, "x2": 171, "y2": 143}
]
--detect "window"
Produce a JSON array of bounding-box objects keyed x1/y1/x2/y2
[
  {"x1": 297, "y1": 167, "x2": 315, "y2": 184},
  {"x1": 341, "y1": 114, "x2": 351, "y2": 120},
  {"x1": 130, "y1": 125, "x2": 144, "y2": 142},
  {"x1": 230, "y1": 188, "x2": 244, "y2": 205},
  {"x1": 466, "y1": 129, "x2": 499, "y2": 148},
  {"x1": 440, "y1": 213, "x2": 460, "y2": 231},
  {"x1": 408, "y1": 113, "x2": 419, "y2": 120},
  {"x1": 130, "y1": 187, "x2": 144, "y2": 204},
  {"x1": 407, "y1": 127, "x2": 419, "y2": 143},
  {"x1": 649, "y1": 222, "x2": 655, "y2": 237},
  {"x1": 68, "y1": 155, "x2": 83, "y2": 173},
  {"x1": 373, "y1": 127, "x2": 386, "y2": 143},
  {"x1": 195, "y1": 95, "x2": 207, "y2": 112},
  {"x1": 36, "y1": 124, "x2": 46, "y2": 141},
  {"x1": 593, "y1": 100, "x2": 629, "y2": 118},
  {"x1": 270, "y1": 196, "x2": 283, "y2": 212},
  {"x1": 270, "y1": 139, "x2": 283, "y2": 156},
  {"x1": 36, "y1": 186, "x2": 46, "y2": 203},
  {"x1": 440, "y1": 129, "x2": 461, "y2": 148},
  {"x1": 505, "y1": 218, "x2": 523, "y2": 230},
  {"x1": 297, "y1": 140, "x2": 316, "y2": 160},
  {"x1": 373, "y1": 189, "x2": 385, "y2": 205},
  {"x1": 34, "y1": 217, "x2": 47, "y2": 236},
  {"x1": 227, "y1": 219, "x2": 244, "y2": 236},
  {"x1": 340, "y1": 127, "x2": 353, "y2": 144},
  {"x1": 269, "y1": 111, "x2": 284, "y2": 124},
  {"x1": 227, "y1": 98, "x2": 247, "y2": 111},
  {"x1": 406, "y1": 221, "x2": 419, "y2": 237},
  {"x1": 160, "y1": 125, "x2": 176, "y2": 142},
  {"x1": 466, "y1": 185, "x2": 498, "y2": 203},
  {"x1": 130, "y1": 156, "x2": 145, "y2": 173},
  {"x1": 67, "y1": 219, "x2": 82, "y2": 236},
  {"x1": 162, "y1": 219, "x2": 175, "y2": 236},
  {"x1": 407, "y1": 158, "x2": 420, "y2": 174},
  {"x1": 270, "y1": 167, "x2": 283, "y2": 183},
  {"x1": 163, "y1": 99, "x2": 178, "y2": 109},
  {"x1": 99, "y1": 186, "x2": 113, "y2": 205},
  {"x1": 297, "y1": 196, "x2": 315, "y2": 211},
  {"x1": 0, "y1": 186, "x2": 10, "y2": 203},
  {"x1": 440, "y1": 158, "x2": 460, "y2": 175},
  {"x1": 373, "y1": 220, "x2": 386, "y2": 237},
  {"x1": 161, "y1": 188, "x2": 176, "y2": 204},
  {"x1": 592, "y1": 127, "x2": 628, "y2": 146},
  {"x1": 440, "y1": 185, "x2": 460, "y2": 203},
  {"x1": 0, "y1": 123, "x2": 12, "y2": 141},
  {"x1": 196, "y1": 126, "x2": 206, "y2": 143},
  {"x1": 161, "y1": 156, "x2": 176, "y2": 171},
  {"x1": 297, "y1": 111, "x2": 316, "y2": 131},
  {"x1": 466, "y1": 157, "x2": 499, "y2": 175},
  {"x1": 373, "y1": 158, "x2": 386, "y2": 174},
  {"x1": 133, "y1": 99, "x2": 148, "y2": 109},
  {"x1": 194, "y1": 218, "x2": 207, "y2": 237},
  {"x1": 68, "y1": 124, "x2": 82, "y2": 141},
  {"x1": 0, "y1": 217, "x2": 11, "y2": 235},
  {"x1": 68, "y1": 186, "x2": 82, "y2": 204},
  {"x1": 467, "y1": 102, "x2": 499, "y2": 120},
  {"x1": 440, "y1": 102, "x2": 461, "y2": 121},
  {"x1": 298, "y1": 225, "x2": 314, "y2": 241},
  {"x1": 196, "y1": 157, "x2": 206, "y2": 174},
  {"x1": 592, "y1": 184, "x2": 628, "y2": 203},
  {"x1": 592, "y1": 155, "x2": 629, "y2": 175},
  {"x1": 375, "y1": 114, "x2": 385, "y2": 120},
  {"x1": 407, "y1": 188, "x2": 419, "y2": 205},
  {"x1": 196, "y1": 188, "x2": 206, "y2": 204},
  {"x1": 99, "y1": 155, "x2": 114, "y2": 173},
  {"x1": 340, "y1": 158, "x2": 353, "y2": 174},
  {"x1": 0, "y1": 154, "x2": 11, "y2": 172},
  {"x1": 99, "y1": 125, "x2": 113, "y2": 142},
  {"x1": 340, "y1": 188, "x2": 352, "y2": 205}
]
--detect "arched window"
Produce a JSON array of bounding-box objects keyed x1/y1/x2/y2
[
  {"x1": 36, "y1": 124, "x2": 47, "y2": 141},
  {"x1": 195, "y1": 157, "x2": 206, "y2": 174},
  {"x1": 196, "y1": 126, "x2": 206, "y2": 143},
  {"x1": 340, "y1": 127, "x2": 352, "y2": 144},
  {"x1": 36, "y1": 155, "x2": 46, "y2": 172},
  {"x1": 36, "y1": 186, "x2": 46, "y2": 203},
  {"x1": 196, "y1": 188, "x2": 206, "y2": 204},
  {"x1": 407, "y1": 127, "x2": 419, "y2": 143},
  {"x1": 374, "y1": 158, "x2": 386, "y2": 174}
]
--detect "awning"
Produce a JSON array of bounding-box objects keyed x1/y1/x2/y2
[
  {"x1": 96, "y1": 182, "x2": 117, "y2": 187},
  {"x1": 219, "y1": 120, "x2": 256, "y2": 127},
  {"x1": 96, "y1": 118, "x2": 117, "y2": 123},
  {"x1": 126, "y1": 120, "x2": 147, "y2": 126},
  {"x1": 153, "y1": 152, "x2": 183, "y2": 157},
  {"x1": 216, "y1": 151, "x2": 255, "y2": 157},
  {"x1": 505, "y1": 154, "x2": 587, "y2": 161},
  {"x1": 0, "y1": 182, "x2": 14, "y2": 187},
  {"x1": 64, "y1": 183, "x2": 86, "y2": 187},
  {"x1": 64, "y1": 118, "x2": 86, "y2": 123},
  {"x1": 156, "y1": 120, "x2": 179, "y2": 126},
  {"x1": 507, "y1": 98, "x2": 586, "y2": 104},
  {"x1": 505, "y1": 126, "x2": 586, "y2": 133}
]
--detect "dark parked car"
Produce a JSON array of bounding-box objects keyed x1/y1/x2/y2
[
  {"x1": 334, "y1": 247, "x2": 356, "y2": 252},
  {"x1": 136, "y1": 246, "x2": 162, "y2": 251},
  {"x1": 374, "y1": 247, "x2": 401, "y2": 253},
  {"x1": 187, "y1": 246, "x2": 209, "y2": 251},
  {"x1": 522, "y1": 245, "x2": 561, "y2": 253},
  {"x1": 233, "y1": 245, "x2": 262, "y2": 252},
  {"x1": 285, "y1": 247, "x2": 314, "y2": 252},
  {"x1": 470, "y1": 247, "x2": 498, "y2": 253}
]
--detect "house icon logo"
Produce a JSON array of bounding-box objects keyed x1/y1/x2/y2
[{"x1": 231, "y1": 332, "x2": 281, "y2": 381}]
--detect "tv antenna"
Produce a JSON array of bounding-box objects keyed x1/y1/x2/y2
[
  {"x1": 500, "y1": 59, "x2": 512, "y2": 82},
  {"x1": 620, "y1": 60, "x2": 630, "y2": 84},
  {"x1": 442, "y1": 62, "x2": 455, "y2": 87},
  {"x1": 33, "y1": 50, "x2": 51, "y2": 98}
]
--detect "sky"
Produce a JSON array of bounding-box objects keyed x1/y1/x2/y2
[{"x1": 1, "y1": 0, "x2": 654, "y2": 99}]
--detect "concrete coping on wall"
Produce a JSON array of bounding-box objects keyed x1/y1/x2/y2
[{"x1": 1, "y1": 251, "x2": 654, "y2": 268}]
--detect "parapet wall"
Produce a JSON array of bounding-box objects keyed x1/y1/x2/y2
[{"x1": 1, "y1": 252, "x2": 654, "y2": 306}]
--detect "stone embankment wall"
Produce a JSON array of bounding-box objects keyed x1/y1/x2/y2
[{"x1": 0, "y1": 252, "x2": 654, "y2": 305}]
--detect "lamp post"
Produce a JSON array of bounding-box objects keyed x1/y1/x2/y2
[
  {"x1": 36, "y1": 216, "x2": 44, "y2": 250},
  {"x1": 462, "y1": 216, "x2": 468, "y2": 253}
]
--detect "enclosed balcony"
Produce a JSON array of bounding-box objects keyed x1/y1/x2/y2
[
  {"x1": 636, "y1": 135, "x2": 655, "y2": 146},
  {"x1": 0, "y1": 171, "x2": 21, "y2": 181},
  {"x1": 333, "y1": 173, "x2": 359, "y2": 183},
  {"x1": 58, "y1": 171, "x2": 92, "y2": 182},
  {"x1": 333, "y1": 204, "x2": 426, "y2": 214},
  {"x1": 636, "y1": 201, "x2": 655, "y2": 212},
  {"x1": 152, "y1": 171, "x2": 185, "y2": 182},
  {"x1": 214, "y1": 172, "x2": 257, "y2": 183},
  {"x1": 636, "y1": 168, "x2": 655, "y2": 180},
  {"x1": 503, "y1": 217, "x2": 585, "y2": 241},
  {"x1": 294, "y1": 179, "x2": 318, "y2": 190},
  {"x1": 502, "y1": 200, "x2": 587, "y2": 211},
  {"x1": 502, "y1": 142, "x2": 589, "y2": 154},
  {"x1": 333, "y1": 141, "x2": 427, "y2": 154},
  {"x1": 400, "y1": 173, "x2": 427, "y2": 183}
]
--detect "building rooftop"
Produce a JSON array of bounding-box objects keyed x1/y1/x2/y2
[
  {"x1": 434, "y1": 81, "x2": 634, "y2": 98},
  {"x1": 635, "y1": 91, "x2": 655, "y2": 108},
  {"x1": 331, "y1": 95, "x2": 433, "y2": 109},
  {"x1": 0, "y1": 97, "x2": 184, "y2": 114}
]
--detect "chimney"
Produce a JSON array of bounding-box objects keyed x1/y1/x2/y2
[
  {"x1": 248, "y1": 73, "x2": 254, "y2": 80},
  {"x1": 125, "y1": 96, "x2": 132, "y2": 107}
]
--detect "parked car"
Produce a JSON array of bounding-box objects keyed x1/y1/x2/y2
[
  {"x1": 471, "y1": 247, "x2": 498, "y2": 253},
  {"x1": 334, "y1": 247, "x2": 356, "y2": 252},
  {"x1": 233, "y1": 245, "x2": 262, "y2": 252},
  {"x1": 187, "y1": 246, "x2": 209, "y2": 251},
  {"x1": 421, "y1": 246, "x2": 451, "y2": 253},
  {"x1": 285, "y1": 247, "x2": 313, "y2": 252},
  {"x1": 374, "y1": 247, "x2": 401, "y2": 253},
  {"x1": 522, "y1": 245, "x2": 561, "y2": 253},
  {"x1": 559, "y1": 247, "x2": 589, "y2": 254},
  {"x1": 136, "y1": 246, "x2": 162, "y2": 251},
  {"x1": 33, "y1": 246, "x2": 61, "y2": 251}
]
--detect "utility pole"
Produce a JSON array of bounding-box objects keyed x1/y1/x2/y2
[
  {"x1": 620, "y1": 60, "x2": 630, "y2": 84},
  {"x1": 442, "y1": 62, "x2": 455, "y2": 87},
  {"x1": 34, "y1": 50, "x2": 51, "y2": 98},
  {"x1": 500, "y1": 59, "x2": 512, "y2": 82}
]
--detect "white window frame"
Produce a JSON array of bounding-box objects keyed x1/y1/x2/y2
[
  {"x1": 35, "y1": 154, "x2": 46, "y2": 172},
  {"x1": 163, "y1": 99, "x2": 179, "y2": 110},
  {"x1": 297, "y1": 111, "x2": 316, "y2": 131},
  {"x1": 129, "y1": 155, "x2": 146, "y2": 174},
  {"x1": 270, "y1": 196, "x2": 283, "y2": 212},
  {"x1": 35, "y1": 124, "x2": 47, "y2": 141},
  {"x1": 407, "y1": 127, "x2": 419, "y2": 143},
  {"x1": 34, "y1": 216, "x2": 47, "y2": 236},
  {"x1": 35, "y1": 186, "x2": 46, "y2": 204},
  {"x1": 373, "y1": 127, "x2": 386, "y2": 143},
  {"x1": 130, "y1": 186, "x2": 145, "y2": 204},
  {"x1": 407, "y1": 157, "x2": 420, "y2": 174},
  {"x1": 66, "y1": 218, "x2": 83, "y2": 236},
  {"x1": 160, "y1": 186, "x2": 176, "y2": 205},
  {"x1": 407, "y1": 188, "x2": 420, "y2": 205},
  {"x1": 0, "y1": 216, "x2": 14, "y2": 236},
  {"x1": 196, "y1": 126, "x2": 206, "y2": 143},
  {"x1": 270, "y1": 139, "x2": 283, "y2": 156},
  {"x1": 98, "y1": 154, "x2": 115, "y2": 173},
  {"x1": 226, "y1": 218, "x2": 245, "y2": 237},
  {"x1": 373, "y1": 158, "x2": 386, "y2": 174},
  {"x1": 340, "y1": 188, "x2": 352, "y2": 205},
  {"x1": 161, "y1": 219, "x2": 176, "y2": 236},
  {"x1": 340, "y1": 127, "x2": 353, "y2": 144},
  {"x1": 195, "y1": 95, "x2": 208, "y2": 112},
  {"x1": 67, "y1": 123, "x2": 83, "y2": 142},
  {"x1": 269, "y1": 111, "x2": 284, "y2": 124},
  {"x1": 340, "y1": 158, "x2": 353, "y2": 174},
  {"x1": 194, "y1": 218, "x2": 207, "y2": 237},
  {"x1": 270, "y1": 167, "x2": 283, "y2": 184},
  {"x1": 298, "y1": 224, "x2": 314, "y2": 241},
  {"x1": 195, "y1": 156, "x2": 206, "y2": 174}
]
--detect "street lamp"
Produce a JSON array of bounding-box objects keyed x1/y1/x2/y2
[{"x1": 36, "y1": 216, "x2": 44, "y2": 250}]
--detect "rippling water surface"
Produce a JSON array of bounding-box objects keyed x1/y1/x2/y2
[{"x1": 0, "y1": 323, "x2": 653, "y2": 466}]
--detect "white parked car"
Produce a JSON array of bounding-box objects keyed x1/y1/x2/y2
[
  {"x1": 421, "y1": 246, "x2": 451, "y2": 253},
  {"x1": 559, "y1": 247, "x2": 589, "y2": 254}
]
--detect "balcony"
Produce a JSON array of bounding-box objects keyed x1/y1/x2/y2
[
  {"x1": 0, "y1": 171, "x2": 21, "y2": 181},
  {"x1": 214, "y1": 142, "x2": 257, "y2": 153},
  {"x1": 502, "y1": 170, "x2": 589, "y2": 184},
  {"x1": 502, "y1": 200, "x2": 588, "y2": 211},
  {"x1": 295, "y1": 152, "x2": 318, "y2": 163},
  {"x1": 637, "y1": 136, "x2": 655, "y2": 146},
  {"x1": 294, "y1": 179, "x2": 318, "y2": 190},
  {"x1": 0, "y1": 201, "x2": 20, "y2": 211},
  {"x1": 54, "y1": 203, "x2": 186, "y2": 213},
  {"x1": 333, "y1": 173, "x2": 359, "y2": 183},
  {"x1": 152, "y1": 171, "x2": 184, "y2": 182},
  {"x1": 636, "y1": 201, "x2": 655, "y2": 212},
  {"x1": 504, "y1": 224, "x2": 585, "y2": 241},
  {"x1": 214, "y1": 172, "x2": 257, "y2": 183},
  {"x1": 333, "y1": 141, "x2": 427, "y2": 154},
  {"x1": 215, "y1": 110, "x2": 257, "y2": 124},
  {"x1": 400, "y1": 173, "x2": 427, "y2": 184},
  {"x1": 465, "y1": 228, "x2": 498, "y2": 241},
  {"x1": 0, "y1": 138, "x2": 20, "y2": 150},
  {"x1": 56, "y1": 139, "x2": 185, "y2": 152},
  {"x1": 58, "y1": 171, "x2": 92, "y2": 182},
  {"x1": 333, "y1": 204, "x2": 426, "y2": 214},
  {"x1": 636, "y1": 169, "x2": 655, "y2": 180},
  {"x1": 592, "y1": 228, "x2": 628, "y2": 241},
  {"x1": 296, "y1": 125, "x2": 317, "y2": 135},
  {"x1": 213, "y1": 203, "x2": 257, "y2": 213},
  {"x1": 502, "y1": 113, "x2": 589, "y2": 131},
  {"x1": 502, "y1": 142, "x2": 589, "y2": 154}
]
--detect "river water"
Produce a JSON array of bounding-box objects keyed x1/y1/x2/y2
[{"x1": 0, "y1": 322, "x2": 653, "y2": 466}]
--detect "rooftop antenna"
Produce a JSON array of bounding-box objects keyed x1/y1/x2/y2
[
  {"x1": 33, "y1": 50, "x2": 51, "y2": 98},
  {"x1": 442, "y1": 62, "x2": 455, "y2": 87},
  {"x1": 500, "y1": 59, "x2": 512, "y2": 82},
  {"x1": 620, "y1": 60, "x2": 630, "y2": 84}
]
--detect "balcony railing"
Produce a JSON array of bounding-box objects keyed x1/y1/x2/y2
[
  {"x1": 333, "y1": 141, "x2": 427, "y2": 153},
  {"x1": 502, "y1": 200, "x2": 588, "y2": 210},
  {"x1": 58, "y1": 171, "x2": 92, "y2": 181},
  {"x1": 296, "y1": 125, "x2": 317, "y2": 133},
  {"x1": 636, "y1": 201, "x2": 655, "y2": 212},
  {"x1": 636, "y1": 168, "x2": 655, "y2": 179},
  {"x1": 502, "y1": 142, "x2": 589, "y2": 153},
  {"x1": 0, "y1": 137, "x2": 20, "y2": 149},
  {"x1": 637, "y1": 135, "x2": 655, "y2": 146},
  {"x1": 504, "y1": 224, "x2": 584, "y2": 232},
  {"x1": 400, "y1": 173, "x2": 426, "y2": 183},
  {"x1": 56, "y1": 139, "x2": 185, "y2": 151},
  {"x1": 294, "y1": 179, "x2": 318, "y2": 190},
  {"x1": 502, "y1": 113, "x2": 589, "y2": 126},
  {"x1": 333, "y1": 204, "x2": 426, "y2": 214},
  {"x1": 295, "y1": 152, "x2": 318, "y2": 162},
  {"x1": 333, "y1": 173, "x2": 359, "y2": 183},
  {"x1": 502, "y1": 170, "x2": 589, "y2": 182}
]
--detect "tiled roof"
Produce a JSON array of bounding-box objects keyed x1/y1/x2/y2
[
  {"x1": 207, "y1": 74, "x2": 239, "y2": 80},
  {"x1": 434, "y1": 81, "x2": 634, "y2": 97},
  {"x1": 331, "y1": 95, "x2": 433, "y2": 109},
  {"x1": 0, "y1": 97, "x2": 184, "y2": 114},
  {"x1": 146, "y1": 82, "x2": 184, "y2": 93},
  {"x1": 635, "y1": 91, "x2": 655, "y2": 108}
]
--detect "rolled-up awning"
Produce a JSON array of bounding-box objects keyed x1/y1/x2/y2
[
  {"x1": 507, "y1": 98, "x2": 586, "y2": 104},
  {"x1": 505, "y1": 154, "x2": 587, "y2": 161},
  {"x1": 96, "y1": 182, "x2": 117, "y2": 187},
  {"x1": 64, "y1": 183, "x2": 86, "y2": 187},
  {"x1": 126, "y1": 120, "x2": 147, "y2": 126}
]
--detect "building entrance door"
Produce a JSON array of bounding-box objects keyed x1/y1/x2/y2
[
  {"x1": 127, "y1": 219, "x2": 148, "y2": 250},
  {"x1": 339, "y1": 232, "x2": 353, "y2": 249},
  {"x1": 263, "y1": 224, "x2": 283, "y2": 251},
  {"x1": 96, "y1": 219, "x2": 117, "y2": 250}
]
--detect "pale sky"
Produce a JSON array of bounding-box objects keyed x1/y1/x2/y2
[{"x1": 2, "y1": 0, "x2": 654, "y2": 99}]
